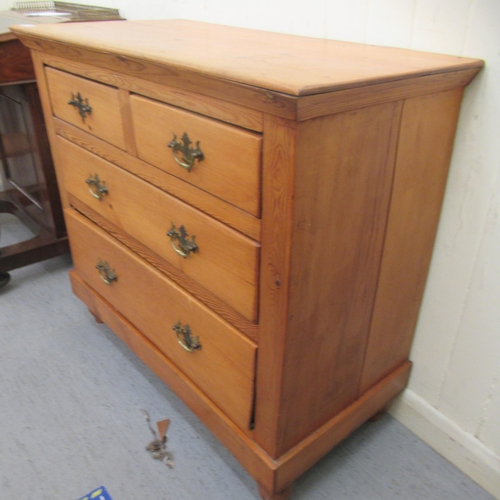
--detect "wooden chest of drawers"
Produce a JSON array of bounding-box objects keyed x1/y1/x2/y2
[{"x1": 13, "y1": 20, "x2": 482, "y2": 499}]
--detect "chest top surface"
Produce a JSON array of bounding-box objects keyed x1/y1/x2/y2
[{"x1": 11, "y1": 19, "x2": 482, "y2": 96}]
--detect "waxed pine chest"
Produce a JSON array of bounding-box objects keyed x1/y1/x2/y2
[{"x1": 13, "y1": 20, "x2": 482, "y2": 499}]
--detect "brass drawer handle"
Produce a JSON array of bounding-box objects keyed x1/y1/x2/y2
[
  {"x1": 68, "y1": 92, "x2": 92, "y2": 122},
  {"x1": 86, "y1": 174, "x2": 108, "y2": 200},
  {"x1": 96, "y1": 259, "x2": 117, "y2": 285},
  {"x1": 167, "y1": 132, "x2": 204, "y2": 172},
  {"x1": 166, "y1": 223, "x2": 198, "y2": 258},
  {"x1": 173, "y1": 321, "x2": 201, "y2": 352}
]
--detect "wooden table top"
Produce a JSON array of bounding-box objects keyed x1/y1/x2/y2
[{"x1": 11, "y1": 19, "x2": 483, "y2": 96}]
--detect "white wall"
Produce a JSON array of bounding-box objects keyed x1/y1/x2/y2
[{"x1": 6, "y1": 0, "x2": 499, "y2": 497}]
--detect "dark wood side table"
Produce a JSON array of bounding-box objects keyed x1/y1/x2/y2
[
  {"x1": 0, "y1": 26, "x2": 68, "y2": 286},
  {"x1": 0, "y1": 6, "x2": 123, "y2": 287}
]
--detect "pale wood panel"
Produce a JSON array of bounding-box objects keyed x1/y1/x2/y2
[
  {"x1": 253, "y1": 116, "x2": 297, "y2": 458},
  {"x1": 45, "y1": 67, "x2": 126, "y2": 150},
  {"x1": 53, "y1": 118, "x2": 261, "y2": 241},
  {"x1": 57, "y1": 136, "x2": 260, "y2": 322},
  {"x1": 12, "y1": 20, "x2": 483, "y2": 96},
  {"x1": 38, "y1": 39, "x2": 481, "y2": 124},
  {"x1": 40, "y1": 52, "x2": 264, "y2": 132},
  {"x1": 66, "y1": 209, "x2": 257, "y2": 430},
  {"x1": 118, "y1": 88, "x2": 137, "y2": 156},
  {"x1": 359, "y1": 88, "x2": 465, "y2": 395},
  {"x1": 18, "y1": 34, "x2": 297, "y2": 120},
  {"x1": 273, "y1": 101, "x2": 402, "y2": 455},
  {"x1": 130, "y1": 95, "x2": 262, "y2": 217}
]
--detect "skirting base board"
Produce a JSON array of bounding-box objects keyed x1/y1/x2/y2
[{"x1": 389, "y1": 390, "x2": 500, "y2": 500}]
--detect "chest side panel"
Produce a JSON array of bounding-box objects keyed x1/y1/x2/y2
[
  {"x1": 359, "y1": 88, "x2": 465, "y2": 394},
  {"x1": 273, "y1": 101, "x2": 403, "y2": 454}
]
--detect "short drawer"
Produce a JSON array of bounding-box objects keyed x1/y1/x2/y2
[
  {"x1": 130, "y1": 95, "x2": 262, "y2": 217},
  {"x1": 57, "y1": 137, "x2": 259, "y2": 322},
  {"x1": 66, "y1": 208, "x2": 257, "y2": 430},
  {"x1": 45, "y1": 67, "x2": 126, "y2": 150}
]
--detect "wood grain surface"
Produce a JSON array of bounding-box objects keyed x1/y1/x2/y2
[
  {"x1": 68, "y1": 193, "x2": 259, "y2": 341},
  {"x1": 58, "y1": 136, "x2": 260, "y2": 322},
  {"x1": 52, "y1": 117, "x2": 261, "y2": 241},
  {"x1": 359, "y1": 88, "x2": 466, "y2": 394},
  {"x1": 11, "y1": 20, "x2": 483, "y2": 96},
  {"x1": 67, "y1": 208, "x2": 257, "y2": 430},
  {"x1": 261, "y1": 101, "x2": 402, "y2": 457},
  {"x1": 46, "y1": 67, "x2": 126, "y2": 150},
  {"x1": 131, "y1": 94, "x2": 262, "y2": 216}
]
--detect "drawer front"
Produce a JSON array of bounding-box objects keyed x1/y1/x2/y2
[
  {"x1": 66, "y1": 209, "x2": 257, "y2": 430},
  {"x1": 57, "y1": 137, "x2": 259, "y2": 322},
  {"x1": 130, "y1": 95, "x2": 262, "y2": 217},
  {"x1": 46, "y1": 67, "x2": 126, "y2": 150}
]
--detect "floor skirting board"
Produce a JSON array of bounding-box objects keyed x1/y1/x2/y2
[{"x1": 389, "y1": 389, "x2": 500, "y2": 500}]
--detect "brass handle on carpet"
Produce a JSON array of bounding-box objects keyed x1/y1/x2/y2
[
  {"x1": 96, "y1": 259, "x2": 117, "y2": 285},
  {"x1": 86, "y1": 174, "x2": 108, "y2": 200},
  {"x1": 167, "y1": 132, "x2": 204, "y2": 171},
  {"x1": 68, "y1": 92, "x2": 92, "y2": 122},
  {"x1": 173, "y1": 321, "x2": 201, "y2": 352},
  {"x1": 166, "y1": 223, "x2": 198, "y2": 258}
]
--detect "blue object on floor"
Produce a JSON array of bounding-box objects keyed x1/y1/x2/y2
[{"x1": 78, "y1": 486, "x2": 113, "y2": 500}]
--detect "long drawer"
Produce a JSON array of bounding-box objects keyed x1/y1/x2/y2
[
  {"x1": 66, "y1": 208, "x2": 257, "y2": 430},
  {"x1": 56, "y1": 136, "x2": 259, "y2": 322}
]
